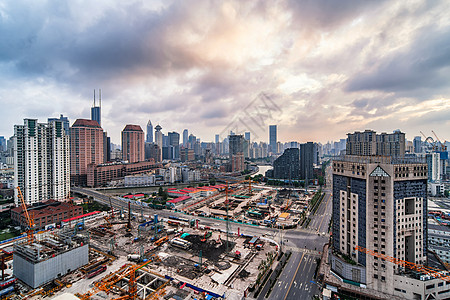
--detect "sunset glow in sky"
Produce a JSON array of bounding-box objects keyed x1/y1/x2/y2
[{"x1": 0, "y1": 0, "x2": 449, "y2": 143}]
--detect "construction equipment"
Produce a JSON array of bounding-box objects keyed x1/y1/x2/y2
[
  {"x1": 103, "y1": 216, "x2": 112, "y2": 228},
  {"x1": 200, "y1": 231, "x2": 212, "y2": 242},
  {"x1": 16, "y1": 187, "x2": 36, "y2": 244},
  {"x1": 355, "y1": 245, "x2": 450, "y2": 282},
  {"x1": 432, "y1": 130, "x2": 447, "y2": 152},
  {"x1": 154, "y1": 236, "x2": 168, "y2": 247}
]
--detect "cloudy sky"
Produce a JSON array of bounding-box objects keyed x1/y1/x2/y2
[{"x1": 1, "y1": 0, "x2": 449, "y2": 144}]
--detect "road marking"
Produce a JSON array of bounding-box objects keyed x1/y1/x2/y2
[
  {"x1": 316, "y1": 193, "x2": 331, "y2": 233},
  {"x1": 283, "y1": 252, "x2": 305, "y2": 300}
]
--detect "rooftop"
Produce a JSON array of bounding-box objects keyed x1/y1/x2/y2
[
  {"x1": 333, "y1": 155, "x2": 426, "y2": 164},
  {"x1": 123, "y1": 124, "x2": 143, "y2": 132},
  {"x1": 167, "y1": 196, "x2": 191, "y2": 204},
  {"x1": 72, "y1": 119, "x2": 101, "y2": 128},
  {"x1": 12, "y1": 200, "x2": 80, "y2": 218}
]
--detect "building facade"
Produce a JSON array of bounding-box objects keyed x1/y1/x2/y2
[
  {"x1": 273, "y1": 148, "x2": 299, "y2": 179},
  {"x1": 154, "y1": 125, "x2": 163, "y2": 162},
  {"x1": 330, "y1": 154, "x2": 441, "y2": 298},
  {"x1": 269, "y1": 125, "x2": 277, "y2": 154},
  {"x1": 414, "y1": 136, "x2": 422, "y2": 153},
  {"x1": 168, "y1": 131, "x2": 180, "y2": 160},
  {"x1": 11, "y1": 199, "x2": 83, "y2": 229},
  {"x1": 146, "y1": 120, "x2": 153, "y2": 143},
  {"x1": 70, "y1": 119, "x2": 104, "y2": 186},
  {"x1": 300, "y1": 142, "x2": 314, "y2": 181},
  {"x1": 428, "y1": 224, "x2": 450, "y2": 264},
  {"x1": 14, "y1": 119, "x2": 70, "y2": 205},
  {"x1": 427, "y1": 152, "x2": 441, "y2": 183},
  {"x1": 87, "y1": 160, "x2": 157, "y2": 187},
  {"x1": 229, "y1": 134, "x2": 244, "y2": 172},
  {"x1": 346, "y1": 130, "x2": 406, "y2": 157},
  {"x1": 121, "y1": 125, "x2": 144, "y2": 163}
]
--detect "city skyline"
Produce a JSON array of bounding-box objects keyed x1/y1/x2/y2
[{"x1": 0, "y1": 1, "x2": 449, "y2": 144}]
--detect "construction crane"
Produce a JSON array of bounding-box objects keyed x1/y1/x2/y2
[
  {"x1": 355, "y1": 245, "x2": 450, "y2": 282},
  {"x1": 16, "y1": 187, "x2": 36, "y2": 244},
  {"x1": 432, "y1": 130, "x2": 447, "y2": 152},
  {"x1": 78, "y1": 257, "x2": 164, "y2": 300}
]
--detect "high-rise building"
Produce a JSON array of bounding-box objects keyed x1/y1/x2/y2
[
  {"x1": 331, "y1": 154, "x2": 431, "y2": 298},
  {"x1": 269, "y1": 125, "x2": 277, "y2": 154},
  {"x1": 91, "y1": 90, "x2": 101, "y2": 127},
  {"x1": 244, "y1": 132, "x2": 250, "y2": 141},
  {"x1": 346, "y1": 130, "x2": 405, "y2": 157},
  {"x1": 414, "y1": 136, "x2": 422, "y2": 153},
  {"x1": 300, "y1": 142, "x2": 314, "y2": 181},
  {"x1": 183, "y1": 129, "x2": 188, "y2": 147},
  {"x1": 121, "y1": 125, "x2": 144, "y2": 163},
  {"x1": 229, "y1": 134, "x2": 244, "y2": 172},
  {"x1": 215, "y1": 134, "x2": 219, "y2": 144},
  {"x1": 146, "y1": 120, "x2": 153, "y2": 143},
  {"x1": 14, "y1": 119, "x2": 70, "y2": 205},
  {"x1": 146, "y1": 143, "x2": 161, "y2": 163},
  {"x1": 168, "y1": 131, "x2": 180, "y2": 160},
  {"x1": 327, "y1": 130, "x2": 445, "y2": 299},
  {"x1": 273, "y1": 148, "x2": 299, "y2": 179},
  {"x1": 427, "y1": 152, "x2": 440, "y2": 182},
  {"x1": 103, "y1": 132, "x2": 111, "y2": 163},
  {"x1": 48, "y1": 114, "x2": 70, "y2": 135},
  {"x1": 70, "y1": 119, "x2": 104, "y2": 186},
  {"x1": 0, "y1": 136, "x2": 6, "y2": 152},
  {"x1": 154, "y1": 125, "x2": 163, "y2": 162}
]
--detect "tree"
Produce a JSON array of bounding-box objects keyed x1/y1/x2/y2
[
  {"x1": 318, "y1": 176, "x2": 324, "y2": 186},
  {"x1": 445, "y1": 190, "x2": 449, "y2": 198},
  {"x1": 209, "y1": 178, "x2": 216, "y2": 185}
]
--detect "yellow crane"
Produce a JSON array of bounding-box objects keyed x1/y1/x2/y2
[
  {"x1": 355, "y1": 245, "x2": 450, "y2": 282},
  {"x1": 16, "y1": 187, "x2": 36, "y2": 244}
]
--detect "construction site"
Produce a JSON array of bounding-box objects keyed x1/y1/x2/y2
[{"x1": 0, "y1": 182, "x2": 318, "y2": 299}]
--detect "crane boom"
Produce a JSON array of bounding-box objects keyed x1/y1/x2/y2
[
  {"x1": 16, "y1": 187, "x2": 35, "y2": 244},
  {"x1": 355, "y1": 245, "x2": 450, "y2": 282},
  {"x1": 432, "y1": 130, "x2": 447, "y2": 151}
]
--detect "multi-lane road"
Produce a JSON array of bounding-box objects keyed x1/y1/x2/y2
[
  {"x1": 260, "y1": 187, "x2": 332, "y2": 300},
  {"x1": 72, "y1": 183, "x2": 333, "y2": 300}
]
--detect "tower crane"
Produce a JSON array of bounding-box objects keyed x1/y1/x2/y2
[
  {"x1": 432, "y1": 130, "x2": 447, "y2": 152},
  {"x1": 355, "y1": 246, "x2": 450, "y2": 282},
  {"x1": 77, "y1": 256, "x2": 165, "y2": 300},
  {"x1": 16, "y1": 187, "x2": 36, "y2": 244}
]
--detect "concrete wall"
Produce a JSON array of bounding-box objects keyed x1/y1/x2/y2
[{"x1": 14, "y1": 244, "x2": 88, "y2": 288}]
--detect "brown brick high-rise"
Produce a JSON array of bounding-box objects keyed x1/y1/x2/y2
[{"x1": 122, "y1": 125, "x2": 144, "y2": 163}]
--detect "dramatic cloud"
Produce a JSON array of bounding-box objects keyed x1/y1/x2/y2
[{"x1": 0, "y1": 0, "x2": 449, "y2": 144}]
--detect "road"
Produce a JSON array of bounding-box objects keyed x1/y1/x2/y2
[
  {"x1": 307, "y1": 190, "x2": 332, "y2": 234},
  {"x1": 72, "y1": 185, "x2": 332, "y2": 300},
  {"x1": 264, "y1": 251, "x2": 319, "y2": 300}
]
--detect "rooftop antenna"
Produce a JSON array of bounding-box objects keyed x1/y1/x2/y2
[
  {"x1": 99, "y1": 89, "x2": 102, "y2": 108},
  {"x1": 93, "y1": 89, "x2": 96, "y2": 107}
]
